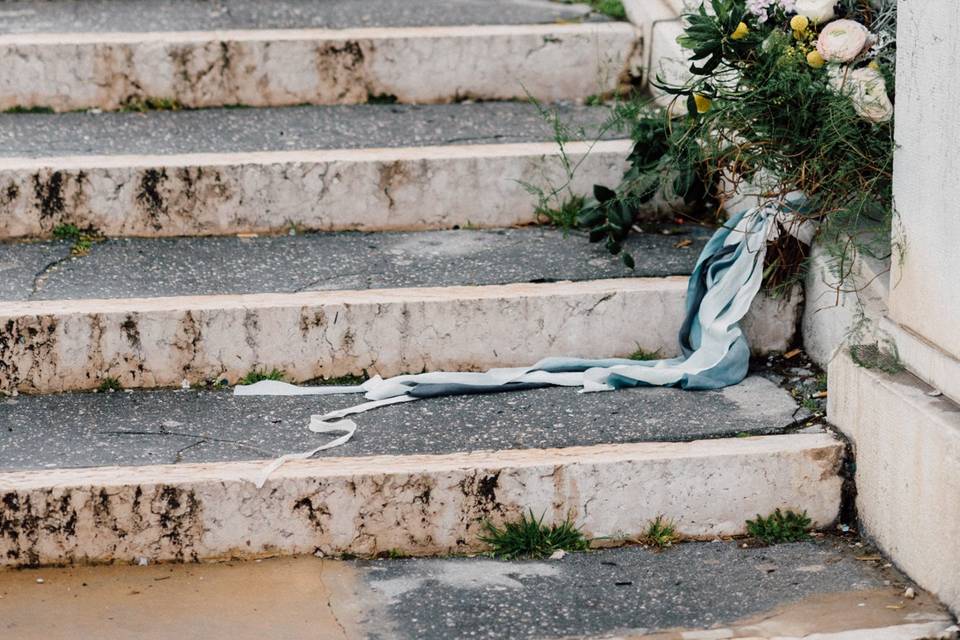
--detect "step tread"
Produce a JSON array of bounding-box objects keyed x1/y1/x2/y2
[
  {"x1": 4, "y1": 227, "x2": 711, "y2": 302},
  {"x1": 1, "y1": 539, "x2": 952, "y2": 640},
  {"x1": 0, "y1": 375, "x2": 800, "y2": 472},
  {"x1": 0, "y1": 103, "x2": 614, "y2": 159},
  {"x1": 0, "y1": 0, "x2": 608, "y2": 35}
]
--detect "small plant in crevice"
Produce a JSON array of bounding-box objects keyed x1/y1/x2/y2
[
  {"x1": 536, "y1": 194, "x2": 585, "y2": 231},
  {"x1": 557, "y1": 0, "x2": 627, "y2": 20},
  {"x1": 746, "y1": 508, "x2": 812, "y2": 545},
  {"x1": 52, "y1": 223, "x2": 103, "y2": 257},
  {"x1": 120, "y1": 97, "x2": 184, "y2": 112},
  {"x1": 479, "y1": 510, "x2": 589, "y2": 559},
  {"x1": 629, "y1": 346, "x2": 663, "y2": 361},
  {"x1": 642, "y1": 515, "x2": 679, "y2": 549},
  {"x1": 239, "y1": 368, "x2": 286, "y2": 385},
  {"x1": 97, "y1": 377, "x2": 122, "y2": 392}
]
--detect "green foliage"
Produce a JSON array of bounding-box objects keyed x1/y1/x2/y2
[
  {"x1": 643, "y1": 516, "x2": 678, "y2": 549},
  {"x1": 52, "y1": 223, "x2": 102, "y2": 257},
  {"x1": 479, "y1": 510, "x2": 589, "y2": 559},
  {"x1": 537, "y1": 194, "x2": 585, "y2": 230},
  {"x1": 121, "y1": 97, "x2": 183, "y2": 112},
  {"x1": 628, "y1": 346, "x2": 663, "y2": 361},
  {"x1": 239, "y1": 369, "x2": 286, "y2": 385},
  {"x1": 588, "y1": 0, "x2": 627, "y2": 20},
  {"x1": 567, "y1": 0, "x2": 897, "y2": 292},
  {"x1": 97, "y1": 377, "x2": 122, "y2": 392},
  {"x1": 746, "y1": 508, "x2": 812, "y2": 544}
]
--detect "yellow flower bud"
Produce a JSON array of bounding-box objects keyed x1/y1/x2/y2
[
  {"x1": 694, "y1": 94, "x2": 712, "y2": 114},
  {"x1": 731, "y1": 22, "x2": 749, "y2": 41},
  {"x1": 790, "y1": 15, "x2": 810, "y2": 33},
  {"x1": 806, "y1": 50, "x2": 826, "y2": 69},
  {"x1": 868, "y1": 60, "x2": 880, "y2": 71}
]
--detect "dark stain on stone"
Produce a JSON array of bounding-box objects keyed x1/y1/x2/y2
[
  {"x1": 293, "y1": 496, "x2": 331, "y2": 531},
  {"x1": 120, "y1": 315, "x2": 141, "y2": 350},
  {"x1": 136, "y1": 169, "x2": 168, "y2": 227},
  {"x1": 32, "y1": 171, "x2": 65, "y2": 219}
]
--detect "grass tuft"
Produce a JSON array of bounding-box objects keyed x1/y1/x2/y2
[
  {"x1": 536, "y1": 194, "x2": 585, "y2": 230},
  {"x1": 239, "y1": 369, "x2": 286, "y2": 385},
  {"x1": 121, "y1": 97, "x2": 183, "y2": 112},
  {"x1": 52, "y1": 223, "x2": 102, "y2": 257},
  {"x1": 479, "y1": 510, "x2": 589, "y2": 559},
  {"x1": 628, "y1": 346, "x2": 663, "y2": 361},
  {"x1": 642, "y1": 515, "x2": 678, "y2": 549},
  {"x1": 97, "y1": 377, "x2": 122, "y2": 392},
  {"x1": 746, "y1": 509, "x2": 812, "y2": 545}
]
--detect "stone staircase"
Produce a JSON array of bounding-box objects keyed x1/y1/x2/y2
[
  {"x1": 0, "y1": 0, "x2": 834, "y2": 560},
  {"x1": 1, "y1": 2, "x2": 955, "y2": 637}
]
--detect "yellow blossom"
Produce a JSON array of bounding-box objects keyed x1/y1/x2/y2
[
  {"x1": 868, "y1": 60, "x2": 880, "y2": 71},
  {"x1": 806, "y1": 50, "x2": 825, "y2": 69},
  {"x1": 693, "y1": 94, "x2": 712, "y2": 113},
  {"x1": 731, "y1": 22, "x2": 749, "y2": 41},
  {"x1": 790, "y1": 15, "x2": 810, "y2": 33}
]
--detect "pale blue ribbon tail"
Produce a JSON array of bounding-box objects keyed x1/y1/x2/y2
[{"x1": 236, "y1": 202, "x2": 788, "y2": 483}]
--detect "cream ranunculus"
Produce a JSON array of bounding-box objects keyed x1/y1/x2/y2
[
  {"x1": 794, "y1": 0, "x2": 835, "y2": 23},
  {"x1": 830, "y1": 67, "x2": 894, "y2": 123},
  {"x1": 817, "y1": 19, "x2": 870, "y2": 63}
]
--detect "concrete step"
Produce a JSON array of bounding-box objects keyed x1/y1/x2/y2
[
  {"x1": 0, "y1": 372, "x2": 841, "y2": 565},
  {"x1": 0, "y1": 0, "x2": 640, "y2": 112},
  {"x1": 0, "y1": 227, "x2": 800, "y2": 393},
  {"x1": 7, "y1": 540, "x2": 955, "y2": 640},
  {"x1": 0, "y1": 103, "x2": 626, "y2": 239}
]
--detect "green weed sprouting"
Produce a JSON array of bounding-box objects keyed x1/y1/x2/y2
[
  {"x1": 239, "y1": 369, "x2": 286, "y2": 385},
  {"x1": 479, "y1": 510, "x2": 589, "y2": 559},
  {"x1": 746, "y1": 508, "x2": 812, "y2": 544}
]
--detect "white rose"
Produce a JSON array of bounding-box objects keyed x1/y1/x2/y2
[
  {"x1": 817, "y1": 19, "x2": 870, "y2": 63},
  {"x1": 830, "y1": 67, "x2": 893, "y2": 123},
  {"x1": 795, "y1": 0, "x2": 836, "y2": 23}
]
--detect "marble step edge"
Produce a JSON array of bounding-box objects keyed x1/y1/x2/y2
[
  {"x1": 0, "y1": 23, "x2": 641, "y2": 112},
  {"x1": 0, "y1": 277, "x2": 800, "y2": 394},
  {"x1": 0, "y1": 140, "x2": 631, "y2": 239},
  {"x1": 0, "y1": 432, "x2": 844, "y2": 566}
]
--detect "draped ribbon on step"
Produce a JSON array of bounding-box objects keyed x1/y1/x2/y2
[{"x1": 236, "y1": 196, "x2": 804, "y2": 487}]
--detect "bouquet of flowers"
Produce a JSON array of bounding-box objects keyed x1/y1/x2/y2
[{"x1": 579, "y1": 0, "x2": 896, "y2": 288}]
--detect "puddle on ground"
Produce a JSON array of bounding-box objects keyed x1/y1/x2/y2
[{"x1": 0, "y1": 556, "x2": 364, "y2": 640}]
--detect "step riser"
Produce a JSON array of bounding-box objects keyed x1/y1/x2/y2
[
  {"x1": 0, "y1": 141, "x2": 630, "y2": 238},
  {"x1": 0, "y1": 435, "x2": 843, "y2": 566},
  {"x1": 0, "y1": 24, "x2": 639, "y2": 112},
  {"x1": 0, "y1": 280, "x2": 797, "y2": 394}
]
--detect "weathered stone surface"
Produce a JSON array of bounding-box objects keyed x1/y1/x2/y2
[
  {"x1": 0, "y1": 102, "x2": 615, "y2": 158},
  {"x1": 802, "y1": 243, "x2": 890, "y2": 368},
  {"x1": 0, "y1": 278, "x2": 798, "y2": 394},
  {"x1": 0, "y1": 24, "x2": 640, "y2": 111},
  {"x1": 0, "y1": 376, "x2": 800, "y2": 471},
  {"x1": 0, "y1": 434, "x2": 843, "y2": 566},
  {"x1": 829, "y1": 350, "x2": 960, "y2": 616},
  {"x1": 0, "y1": 141, "x2": 629, "y2": 238},
  {"x1": 11, "y1": 227, "x2": 711, "y2": 301},
  {"x1": 0, "y1": 0, "x2": 602, "y2": 33}
]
